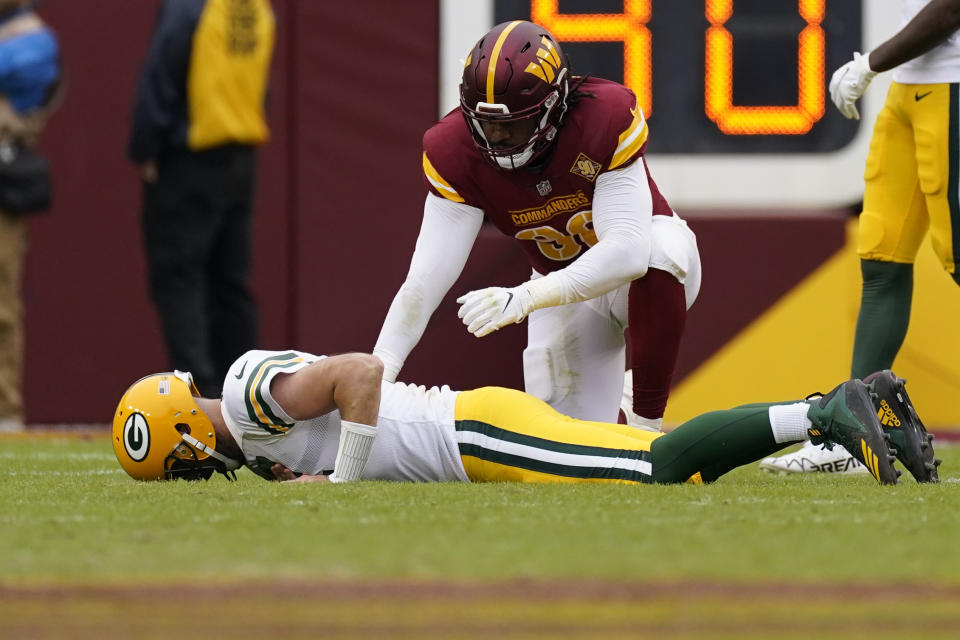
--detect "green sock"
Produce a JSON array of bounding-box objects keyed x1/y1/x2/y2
[
  {"x1": 650, "y1": 404, "x2": 790, "y2": 484},
  {"x1": 851, "y1": 260, "x2": 913, "y2": 379}
]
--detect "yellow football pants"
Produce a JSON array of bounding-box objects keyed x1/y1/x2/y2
[
  {"x1": 860, "y1": 81, "x2": 960, "y2": 273},
  {"x1": 453, "y1": 386, "x2": 663, "y2": 484}
]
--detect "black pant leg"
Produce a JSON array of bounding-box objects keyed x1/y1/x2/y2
[
  {"x1": 207, "y1": 147, "x2": 258, "y2": 383},
  {"x1": 141, "y1": 155, "x2": 219, "y2": 396}
]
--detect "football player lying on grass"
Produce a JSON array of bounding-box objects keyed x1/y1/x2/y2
[{"x1": 112, "y1": 350, "x2": 940, "y2": 487}]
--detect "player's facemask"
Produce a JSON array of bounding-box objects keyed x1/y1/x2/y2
[{"x1": 462, "y1": 89, "x2": 565, "y2": 170}]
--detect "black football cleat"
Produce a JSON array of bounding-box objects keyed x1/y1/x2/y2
[
  {"x1": 806, "y1": 380, "x2": 899, "y2": 485},
  {"x1": 863, "y1": 370, "x2": 940, "y2": 483}
]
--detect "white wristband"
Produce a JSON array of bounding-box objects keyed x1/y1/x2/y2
[{"x1": 329, "y1": 420, "x2": 378, "y2": 483}]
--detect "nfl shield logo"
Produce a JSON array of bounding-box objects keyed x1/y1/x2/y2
[{"x1": 536, "y1": 180, "x2": 552, "y2": 196}]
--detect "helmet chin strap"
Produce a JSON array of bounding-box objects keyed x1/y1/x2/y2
[{"x1": 181, "y1": 433, "x2": 243, "y2": 471}]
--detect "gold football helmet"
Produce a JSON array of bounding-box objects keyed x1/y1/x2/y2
[{"x1": 112, "y1": 371, "x2": 240, "y2": 481}]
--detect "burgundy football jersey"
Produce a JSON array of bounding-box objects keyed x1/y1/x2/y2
[{"x1": 422, "y1": 77, "x2": 673, "y2": 275}]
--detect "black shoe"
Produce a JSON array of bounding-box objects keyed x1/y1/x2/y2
[
  {"x1": 806, "y1": 380, "x2": 899, "y2": 485},
  {"x1": 862, "y1": 370, "x2": 941, "y2": 483}
]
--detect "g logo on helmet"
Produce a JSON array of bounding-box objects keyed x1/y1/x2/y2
[{"x1": 122, "y1": 413, "x2": 150, "y2": 462}]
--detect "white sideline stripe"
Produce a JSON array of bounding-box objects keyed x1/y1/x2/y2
[{"x1": 456, "y1": 430, "x2": 651, "y2": 476}]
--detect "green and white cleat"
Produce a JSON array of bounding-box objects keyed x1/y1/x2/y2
[
  {"x1": 759, "y1": 440, "x2": 869, "y2": 475},
  {"x1": 805, "y1": 380, "x2": 899, "y2": 485}
]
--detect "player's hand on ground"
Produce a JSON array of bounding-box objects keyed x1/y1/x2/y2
[
  {"x1": 829, "y1": 51, "x2": 876, "y2": 120},
  {"x1": 271, "y1": 463, "x2": 330, "y2": 483},
  {"x1": 270, "y1": 463, "x2": 298, "y2": 481},
  {"x1": 457, "y1": 285, "x2": 534, "y2": 337},
  {"x1": 272, "y1": 463, "x2": 331, "y2": 484},
  {"x1": 282, "y1": 474, "x2": 331, "y2": 484}
]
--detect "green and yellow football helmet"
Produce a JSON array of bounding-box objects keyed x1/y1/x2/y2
[{"x1": 112, "y1": 371, "x2": 239, "y2": 481}]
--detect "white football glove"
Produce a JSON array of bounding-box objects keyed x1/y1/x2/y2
[
  {"x1": 828, "y1": 51, "x2": 877, "y2": 120},
  {"x1": 456, "y1": 284, "x2": 535, "y2": 337}
]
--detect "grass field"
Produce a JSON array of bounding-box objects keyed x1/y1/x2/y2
[{"x1": 2, "y1": 432, "x2": 959, "y2": 638}]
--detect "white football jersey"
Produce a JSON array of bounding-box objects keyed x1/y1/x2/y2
[
  {"x1": 220, "y1": 350, "x2": 469, "y2": 482},
  {"x1": 894, "y1": 0, "x2": 960, "y2": 83}
]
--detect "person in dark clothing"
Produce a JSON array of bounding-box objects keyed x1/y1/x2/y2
[{"x1": 128, "y1": 0, "x2": 275, "y2": 397}]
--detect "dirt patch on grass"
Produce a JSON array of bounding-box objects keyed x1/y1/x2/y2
[
  {"x1": 4, "y1": 579, "x2": 960, "y2": 599},
  {"x1": 3, "y1": 580, "x2": 960, "y2": 639}
]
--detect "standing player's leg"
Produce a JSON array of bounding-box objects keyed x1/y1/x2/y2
[
  {"x1": 142, "y1": 154, "x2": 220, "y2": 397},
  {"x1": 917, "y1": 83, "x2": 960, "y2": 296},
  {"x1": 851, "y1": 260, "x2": 914, "y2": 378},
  {"x1": 523, "y1": 293, "x2": 626, "y2": 424},
  {"x1": 0, "y1": 212, "x2": 26, "y2": 430},
  {"x1": 852, "y1": 82, "x2": 930, "y2": 379},
  {"x1": 208, "y1": 147, "x2": 258, "y2": 389},
  {"x1": 767, "y1": 83, "x2": 928, "y2": 476}
]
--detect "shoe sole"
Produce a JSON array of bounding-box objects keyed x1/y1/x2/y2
[
  {"x1": 759, "y1": 466, "x2": 868, "y2": 475},
  {"x1": 828, "y1": 381, "x2": 899, "y2": 485},
  {"x1": 758, "y1": 457, "x2": 869, "y2": 475},
  {"x1": 864, "y1": 370, "x2": 941, "y2": 483}
]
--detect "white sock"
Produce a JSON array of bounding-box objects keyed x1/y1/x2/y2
[{"x1": 768, "y1": 402, "x2": 813, "y2": 444}]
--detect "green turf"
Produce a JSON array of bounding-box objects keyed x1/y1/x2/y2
[{"x1": 2, "y1": 435, "x2": 958, "y2": 585}]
